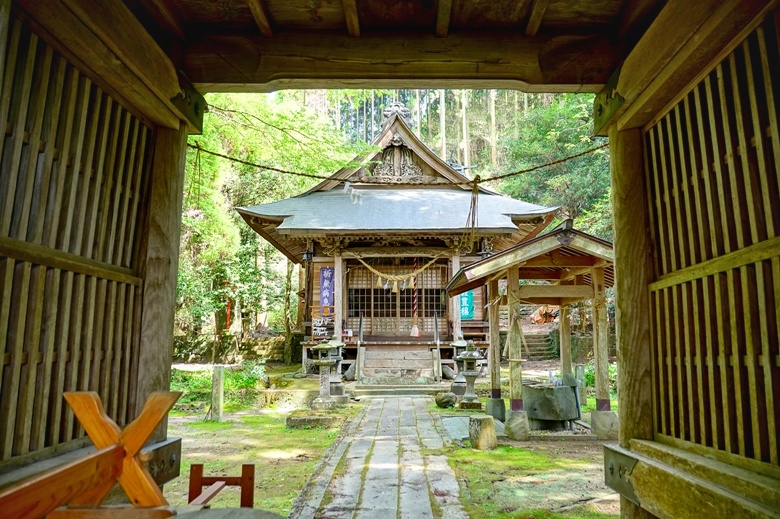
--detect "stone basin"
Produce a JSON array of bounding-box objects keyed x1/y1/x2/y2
[{"x1": 523, "y1": 383, "x2": 579, "y2": 430}]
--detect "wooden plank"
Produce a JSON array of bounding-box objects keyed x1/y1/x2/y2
[
  {"x1": 44, "y1": 67, "x2": 80, "y2": 249},
  {"x1": 76, "y1": 277, "x2": 98, "y2": 439},
  {"x1": 0, "y1": 261, "x2": 32, "y2": 459},
  {"x1": 63, "y1": 275, "x2": 87, "y2": 441},
  {"x1": 15, "y1": 45, "x2": 54, "y2": 241},
  {"x1": 647, "y1": 128, "x2": 668, "y2": 276},
  {"x1": 0, "y1": 258, "x2": 13, "y2": 403},
  {"x1": 525, "y1": 0, "x2": 550, "y2": 36},
  {"x1": 506, "y1": 265, "x2": 523, "y2": 405},
  {"x1": 592, "y1": 268, "x2": 609, "y2": 406},
  {"x1": 717, "y1": 61, "x2": 746, "y2": 252},
  {"x1": 184, "y1": 33, "x2": 617, "y2": 94},
  {"x1": 724, "y1": 271, "x2": 743, "y2": 456},
  {"x1": 29, "y1": 54, "x2": 67, "y2": 245},
  {"x1": 756, "y1": 25, "x2": 779, "y2": 238},
  {"x1": 650, "y1": 235, "x2": 780, "y2": 291},
  {"x1": 517, "y1": 284, "x2": 593, "y2": 300},
  {"x1": 0, "y1": 0, "x2": 12, "y2": 119},
  {"x1": 31, "y1": 267, "x2": 61, "y2": 451},
  {"x1": 108, "y1": 283, "x2": 126, "y2": 419},
  {"x1": 654, "y1": 291, "x2": 667, "y2": 435},
  {"x1": 123, "y1": 125, "x2": 149, "y2": 267},
  {"x1": 59, "y1": 76, "x2": 92, "y2": 253},
  {"x1": 713, "y1": 274, "x2": 733, "y2": 454},
  {"x1": 0, "y1": 235, "x2": 141, "y2": 285},
  {"x1": 608, "y1": 127, "x2": 654, "y2": 446},
  {"x1": 49, "y1": 270, "x2": 74, "y2": 446},
  {"x1": 84, "y1": 98, "x2": 118, "y2": 259},
  {"x1": 568, "y1": 235, "x2": 614, "y2": 262},
  {"x1": 771, "y1": 257, "x2": 780, "y2": 463},
  {"x1": 706, "y1": 68, "x2": 733, "y2": 256},
  {"x1": 658, "y1": 119, "x2": 679, "y2": 273},
  {"x1": 702, "y1": 276, "x2": 720, "y2": 449},
  {"x1": 488, "y1": 279, "x2": 500, "y2": 395},
  {"x1": 0, "y1": 444, "x2": 124, "y2": 518},
  {"x1": 119, "y1": 286, "x2": 136, "y2": 425},
  {"x1": 435, "y1": 0, "x2": 452, "y2": 38},
  {"x1": 0, "y1": 31, "x2": 38, "y2": 237},
  {"x1": 111, "y1": 118, "x2": 140, "y2": 265},
  {"x1": 14, "y1": 264, "x2": 47, "y2": 455},
  {"x1": 0, "y1": 16, "x2": 19, "y2": 167},
  {"x1": 671, "y1": 284, "x2": 685, "y2": 440},
  {"x1": 694, "y1": 80, "x2": 721, "y2": 260},
  {"x1": 742, "y1": 264, "x2": 762, "y2": 462},
  {"x1": 71, "y1": 82, "x2": 105, "y2": 254},
  {"x1": 102, "y1": 112, "x2": 132, "y2": 264},
  {"x1": 90, "y1": 279, "x2": 109, "y2": 398},
  {"x1": 17, "y1": 0, "x2": 179, "y2": 128},
  {"x1": 342, "y1": 0, "x2": 359, "y2": 38},
  {"x1": 247, "y1": 0, "x2": 274, "y2": 37},
  {"x1": 136, "y1": 124, "x2": 187, "y2": 428},
  {"x1": 559, "y1": 305, "x2": 571, "y2": 376},
  {"x1": 189, "y1": 481, "x2": 226, "y2": 505}
]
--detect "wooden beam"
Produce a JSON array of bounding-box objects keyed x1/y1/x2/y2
[
  {"x1": 522, "y1": 254, "x2": 596, "y2": 268},
  {"x1": 525, "y1": 0, "x2": 550, "y2": 36},
  {"x1": 343, "y1": 0, "x2": 360, "y2": 38},
  {"x1": 140, "y1": 0, "x2": 186, "y2": 40},
  {"x1": 517, "y1": 285, "x2": 593, "y2": 300},
  {"x1": 609, "y1": 127, "x2": 653, "y2": 449},
  {"x1": 184, "y1": 32, "x2": 618, "y2": 93},
  {"x1": 516, "y1": 269, "x2": 564, "y2": 280},
  {"x1": 17, "y1": 0, "x2": 180, "y2": 129},
  {"x1": 569, "y1": 235, "x2": 614, "y2": 262},
  {"x1": 592, "y1": 267, "x2": 609, "y2": 409},
  {"x1": 136, "y1": 124, "x2": 188, "y2": 432},
  {"x1": 506, "y1": 267, "x2": 523, "y2": 408},
  {"x1": 435, "y1": 0, "x2": 452, "y2": 38},
  {"x1": 488, "y1": 279, "x2": 501, "y2": 396},
  {"x1": 559, "y1": 305, "x2": 571, "y2": 376},
  {"x1": 247, "y1": 0, "x2": 274, "y2": 37}
]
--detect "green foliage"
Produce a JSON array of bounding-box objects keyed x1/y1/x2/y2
[
  {"x1": 499, "y1": 94, "x2": 612, "y2": 240},
  {"x1": 583, "y1": 362, "x2": 618, "y2": 393}
]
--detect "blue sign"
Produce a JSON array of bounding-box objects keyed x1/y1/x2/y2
[{"x1": 459, "y1": 290, "x2": 474, "y2": 320}]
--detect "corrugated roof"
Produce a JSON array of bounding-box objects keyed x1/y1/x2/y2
[{"x1": 238, "y1": 188, "x2": 555, "y2": 234}]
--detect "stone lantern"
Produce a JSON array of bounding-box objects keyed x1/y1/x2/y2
[
  {"x1": 311, "y1": 335, "x2": 346, "y2": 409},
  {"x1": 456, "y1": 340, "x2": 483, "y2": 410},
  {"x1": 450, "y1": 336, "x2": 468, "y2": 396}
]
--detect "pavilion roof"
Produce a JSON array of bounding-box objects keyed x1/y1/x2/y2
[{"x1": 446, "y1": 221, "x2": 614, "y2": 305}]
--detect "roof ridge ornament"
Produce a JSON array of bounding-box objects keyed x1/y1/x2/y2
[{"x1": 383, "y1": 102, "x2": 412, "y2": 125}]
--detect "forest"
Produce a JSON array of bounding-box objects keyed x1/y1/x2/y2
[{"x1": 175, "y1": 90, "x2": 611, "y2": 359}]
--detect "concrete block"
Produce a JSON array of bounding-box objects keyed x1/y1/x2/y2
[
  {"x1": 504, "y1": 410, "x2": 529, "y2": 440},
  {"x1": 468, "y1": 415, "x2": 497, "y2": 450},
  {"x1": 591, "y1": 410, "x2": 619, "y2": 439},
  {"x1": 486, "y1": 398, "x2": 506, "y2": 422}
]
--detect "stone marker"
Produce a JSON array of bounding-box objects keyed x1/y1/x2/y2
[
  {"x1": 344, "y1": 362, "x2": 356, "y2": 381},
  {"x1": 468, "y1": 415, "x2": 497, "y2": 450},
  {"x1": 504, "y1": 411, "x2": 529, "y2": 440},
  {"x1": 591, "y1": 410, "x2": 619, "y2": 439},
  {"x1": 441, "y1": 365, "x2": 456, "y2": 380},
  {"x1": 435, "y1": 392, "x2": 457, "y2": 408}
]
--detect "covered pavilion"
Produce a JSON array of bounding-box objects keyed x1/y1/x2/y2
[{"x1": 446, "y1": 220, "x2": 617, "y2": 438}]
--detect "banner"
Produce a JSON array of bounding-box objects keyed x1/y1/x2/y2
[{"x1": 459, "y1": 290, "x2": 474, "y2": 319}]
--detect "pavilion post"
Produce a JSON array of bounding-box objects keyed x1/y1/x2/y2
[
  {"x1": 450, "y1": 253, "x2": 462, "y2": 338},
  {"x1": 485, "y1": 278, "x2": 505, "y2": 422},
  {"x1": 590, "y1": 266, "x2": 616, "y2": 439},
  {"x1": 136, "y1": 122, "x2": 188, "y2": 440},
  {"x1": 559, "y1": 305, "x2": 572, "y2": 376},
  {"x1": 505, "y1": 267, "x2": 528, "y2": 439}
]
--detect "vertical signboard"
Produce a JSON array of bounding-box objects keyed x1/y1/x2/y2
[{"x1": 459, "y1": 290, "x2": 474, "y2": 319}]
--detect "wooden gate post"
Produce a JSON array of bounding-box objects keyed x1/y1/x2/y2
[
  {"x1": 505, "y1": 266, "x2": 528, "y2": 440},
  {"x1": 485, "y1": 278, "x2": 505, "y2": 422}
]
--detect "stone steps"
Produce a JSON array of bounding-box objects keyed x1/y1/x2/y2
[{"x1": 350, "y1": 384, "x2": 446, "y2": 397}]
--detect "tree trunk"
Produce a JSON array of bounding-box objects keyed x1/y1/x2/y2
[
  {"x1": 283, "y1": 259, "x2": 294, "y2": 364},
  {"x1": 415, "y1": 89, "x2": 421, "y2": 135},
  {"x1": 439, "y1": 89, "x2": 446, "y2": 159},
  {"x1": 489, "y1": 89, "x2": 497, "y2": 167},
  {"x1": 461, "y1": 90, "x2": 470, "y2": 167}
]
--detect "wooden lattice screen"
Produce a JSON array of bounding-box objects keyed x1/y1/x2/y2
[
  {"x1": 0, "y1": 16, "x2": 151, "y2": 464},
  {"x1": 645, "y1": 15, "x2": 780, "y2": 466}
]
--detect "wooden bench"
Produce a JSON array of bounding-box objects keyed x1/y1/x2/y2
[
  {"x1": 188, "y1": 464, "x2": 255, "y2": 508},
  {"x1": 0, "y1": 391, "x2": 181, "y2": 518}
]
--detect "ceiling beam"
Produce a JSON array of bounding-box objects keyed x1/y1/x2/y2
[
  {"x1": 436, "y1": 0, "x2": 453, "y2": 38},
  {"x1": 525, "y1": 0, "x2": 550, "y2": 36},
  {"x1": 140, "y1": 0, "x2": 186, "y2": 40},
  {"x1": 343, "y1": 0, "x2": 361, "y2": 37},
  {"x1": 184, "y1": 32, "x2": 619, "y2": 93},
  {"x1": 247, "y1": 0, "x2": 274, "y2": 37}
]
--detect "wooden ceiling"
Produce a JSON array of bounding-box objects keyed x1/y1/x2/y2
[{"x1": 127, "y1": 0, "x2": 665, "y2": 93}]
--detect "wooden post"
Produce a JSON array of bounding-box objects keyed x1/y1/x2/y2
[
  {"x1": 609, "y1": 126, "x2": 654, "y2": 441},
  {"x1": 136, "y1": 123, "x2": 187, "y2": 440},
  {"x1": 208, "y1": 365, "x2": 224, "y2": 422},
  {"x1": 559, "y1": 305, "x2": 572, "y2": 376},
  {"x1": 333, "y1": 254, "x2": 344, "y2": 339},
  {"x1": 450, "y1": 254, "x2": 462, "y2": 338},
  {"x1": 507, "y1": 267, "x2": 523, "y2": 410},
  {"x1": 488, "y1": 278, "x2": 501, "y2": 398},
  {"x1": 610, "y1": 126, "x2": 654, "y2": 518},
  {"x1": 592, "y1": 267, "x2": 610, "y2": 410}
]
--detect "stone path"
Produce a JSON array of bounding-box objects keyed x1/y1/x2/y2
[{"x1": 290, "y1": 397, "x2": 467, "y2": 519}]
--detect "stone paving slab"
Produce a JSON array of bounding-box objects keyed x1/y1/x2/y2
[{"x1": 293, "y1": 397, "x2": 467, "y2": 519}]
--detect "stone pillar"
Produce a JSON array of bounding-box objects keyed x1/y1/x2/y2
[
  {"x1": 505, "y1": 266, "x2": 528, "y2": 440},
  {"x1": 559, "y1": 305, "x2": 572, "y2": 377},
  {"x1": 450, "y1": 253, "x2": 462, "y2": 338},
  {"x1": 486, "y1": 278, "x2": 505, "y2": 422}
]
